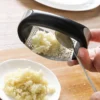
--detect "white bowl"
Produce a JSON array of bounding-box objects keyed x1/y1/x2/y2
[
  {"x1": 0, "y1": 59, "x2": 61, "y2": 100},
  {"x1": 35, "y1": 0, "x2": 100, "y2": 11}
]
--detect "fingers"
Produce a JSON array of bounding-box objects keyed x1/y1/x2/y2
[
  {"x1": 77, "y1": 48, "x2": 96, "y2": 72},
  {"x1": 90, "y1": 29, "x2": 100, "y2": 42},
  {"x1": 90, "y1": 92, "x2": 100, "y2": 100},
  {"x1": 68, "y1": 29, "x2": 100, "y2": 70},
  {"x1": 67, "y1": 48, "x2": 96, "y2": 66},
  {"x1": 78, "y1": 47, "x2": 100, "y2": 72},
  {"x1": 93, "y1": 48, "x2": 100, "y2": 72},
  {"x1": 68, "y1": 47, "x2": 100, "y2": 72}
]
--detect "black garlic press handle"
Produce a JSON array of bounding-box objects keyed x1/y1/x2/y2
[{"x1": 18, "y1": 10, "x2": 91, "y2": 59}]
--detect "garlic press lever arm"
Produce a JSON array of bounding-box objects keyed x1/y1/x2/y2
[{"x1": 18, "y1": 10, "x2": 90, "y2": 59}]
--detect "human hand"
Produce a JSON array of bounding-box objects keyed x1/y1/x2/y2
[
  {"x1": 68, "y1": 29, "x2": 100, "y2": 72},
  {"x1": 90, "y1": 92, "x2": 100, "y2": 100}
]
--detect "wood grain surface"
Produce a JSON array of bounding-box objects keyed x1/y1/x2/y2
[
  {"x1": 0, "y1": 0, "x2": 100, "y2": 100},
  {"x1": 0, "y1": 48, "x2": 100, "y2": 100}
]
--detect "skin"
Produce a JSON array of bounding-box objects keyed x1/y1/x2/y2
[
  {"x1": 90, "y1": 92, "x2": 100, "y2": 100},
  {"x1": 68, "y1": 29, "x2": 100, "y2": 100}
]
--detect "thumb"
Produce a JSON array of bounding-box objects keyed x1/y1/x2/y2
[
  {"x1": 93, "y1": 48, "x2": 100, "y2": 72},
  {"x1": 90, "y1": 92, "x2": 100, "y2": 100},
  {"x1": 78, "y1": 48, "x2": 96, "y2": 72}
]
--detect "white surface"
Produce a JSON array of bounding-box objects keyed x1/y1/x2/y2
[
  {"x1": 47, "y1": 0, "x2": 90, "y2": 5},
  {"x1": 35, "y1": 0, "x2": 100, "y2": 11},
  {"x1": 0, "y1": 59, "x2": 61, "y2": 100}
]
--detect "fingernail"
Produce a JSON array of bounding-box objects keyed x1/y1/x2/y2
[
  {"x1": 67, "y1": 60, "x2": 74, "y2": 66},
  {"x1": 68, "y1": 60, "x2": 78, "y2": 66}
]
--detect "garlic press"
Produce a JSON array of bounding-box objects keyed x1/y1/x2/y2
[{"x1": 17, "y1": 10, "x2": 96, "y2": 92}]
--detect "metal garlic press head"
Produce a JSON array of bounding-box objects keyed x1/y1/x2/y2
[{"x1": 18, "y1": 10, "x2": 91, "y2": 61}]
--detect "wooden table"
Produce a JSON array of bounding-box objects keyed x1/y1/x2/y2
[
  {"x1": 0, "y1": 0, "x2": 100, "y2": 100},
  {"x1": 1, "y1": 48, "x2": 100, "y2": 100}
]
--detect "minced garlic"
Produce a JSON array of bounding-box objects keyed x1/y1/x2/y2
[
  {"x1": 31, "y1": 31, "x2": 61, "y2": 57},
  {"x1": 4, "y1": 68, "x2": 55, "y2": 100}
]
